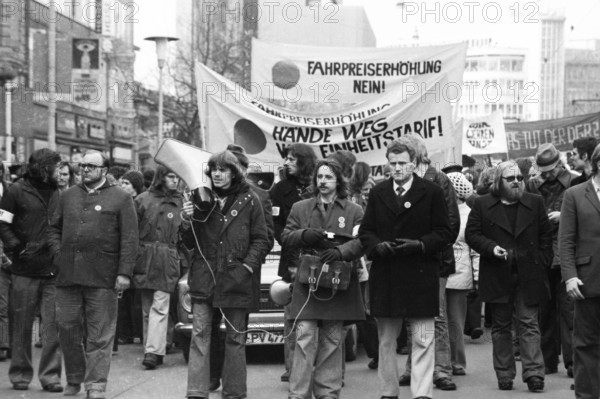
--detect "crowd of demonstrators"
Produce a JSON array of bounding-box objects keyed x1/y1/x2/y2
[
  {"x1": 269, "y1": 143, "x2": 317, "y2": 383},
  {"x1": 283, "y1": 158, "x2": 365, "y2": 399},
  {"x1": 181, "y1": 150, "x2": 270, "y2": 399}
]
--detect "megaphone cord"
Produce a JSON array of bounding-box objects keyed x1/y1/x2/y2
[{"x1": 186, "y1": 215, "x2": 311, "y2": 340}]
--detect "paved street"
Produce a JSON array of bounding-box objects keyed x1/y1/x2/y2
[{"x1": 0, "y1": 330, "x2": 575, "y2": 398}]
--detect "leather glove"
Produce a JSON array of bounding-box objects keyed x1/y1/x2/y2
[
  {"x1": 394, "y1": 238, "x2": 424, "y2": 256},
  {"x1": 302, "y1": 228, "x2": 325, "y2": 246},
  {"x1": 372, "y1": 241, "x2": 395, "y2": 259},
  {"x1": 320, "y1": 248, "x2": 342, "y2": 263}
]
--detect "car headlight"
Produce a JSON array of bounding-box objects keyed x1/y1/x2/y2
[{"x1": 181, "y1": 293, "x2": 192, "y2": 313}]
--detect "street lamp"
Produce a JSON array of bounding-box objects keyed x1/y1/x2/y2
[{"x1": 144, "y1": 35, "x2": 179, "y2": 150}]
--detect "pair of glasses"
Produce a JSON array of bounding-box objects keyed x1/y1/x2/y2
[
  {"x1": 79, "y1": 163, "x2": 102, "y2": 171},
  {"x1": 502, "y1": 175, "x2": 524, "y2": 182}
]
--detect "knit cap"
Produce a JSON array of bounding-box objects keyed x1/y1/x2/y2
[
  {"x1": 121, "y1": 170, "x2": 144, "y2": 196},
  {"x1": 447, "y1": 172, "x2": 473, "y2": 200}
]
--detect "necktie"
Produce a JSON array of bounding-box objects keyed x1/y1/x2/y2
[{"x1": 396, "y1": 186, "x2": 404, "y2": 207}]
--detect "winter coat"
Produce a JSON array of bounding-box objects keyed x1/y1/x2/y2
[
  {"x1": 423, "y1": 166, "x2": 460, "y2": 277},
  {"x1": 526, "y1": 168, "x2": 572, "y2": 268},
  {"x1": 133, "y1": 188, "x2": 184, "y2": 293},
  {"x1": 182, "y1": 188, "x2": 270, "y2": 309},
  {"x1": 465, "y1": 192, "x2": 553, "y2": 306},
  {"x1": 447, "y1": 202, "x2": 479, "y2": 290},
  {"x1": 0, "y1": 179, "x2": 59, "y2": 278},
  {"x1": 359, "y1": 176, "x2": 454, "y2": 318},
  {"x1": 47, "y1": 181, "x2": 139, "y2": 288},
  {"x1": 270, "y1": 178, "x2": 312, "y2": 282},
  {"x1": 282, "y1": 196, "x2": 365, "y2": 322}
]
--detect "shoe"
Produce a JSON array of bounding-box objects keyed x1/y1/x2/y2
[
  {"x1": 281, "y1": 370, "x2": 290, "y2": 382},
  {"x1": 544, "y1": 366, "x2": 558, "y2": 374},
  {"x1": 434, "y1": 378, "x2": 457, "y2": 391},
  {"x1": 43, "y1": 383, "x2": 64, "y2": 393},
  {"x1": 452, "y1": 368, "x2": 466, "y2": 376},
  {"x1": 498, "y1": 378, "x2": 513, "y2": 390},
  {"x1": 12, "y1": 382, "x2": 28, "y2": 390},
  {"x1": 567, "y1": 364, "x2": 573, "y2": 378},
  {"x1": 398, "y1": 374, "x2": 410, "y2": 386},
  {"x1": 368, "y1": 358, "x2": 379, "y2": 370},
  {"x1": 0, "y1": 348, "x2": 7, "y2": 361},
  {"x1": 87, "y1": 390, "x2": 106, "y2": 399},
  {"x1": 157, "y1": 355, "x2": 163, "y2": 365},
  {"x1": 142, "y1": 353, "x2": 159, "y2": 370},
  {"x1": 64, "y1": 383, "x2": 81, "y2": 396},
  {"x1": 470, "y1": 327, "x2": 483, "y2": 339},
  {"x1": 209, "y1": 378, "x2": 220, "y2": 391},
  {"x1": 526, "y1": 376, "x2": 544, "y2": 392}
]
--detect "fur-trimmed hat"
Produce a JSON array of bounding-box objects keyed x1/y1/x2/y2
[
  {"x1": 121, "y1": 170, "x2": 144, "y2": 196},
  {"x1": 226, "y1": 144, "x2": 249, "y2": 169},
  {"x1": 447, "y1": 172, "x2": 473, "y2": 200}
]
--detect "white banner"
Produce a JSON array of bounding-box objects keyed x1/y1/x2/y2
[
  {"x1": 250, "y1": 38, "x2": 468, "y2": 104},
  {"x1": 462, "y1": 111, "x2": 508, "y2": 155},
  {"x1": 197, "y1": 64, "x2": 459, "y2": 177}
]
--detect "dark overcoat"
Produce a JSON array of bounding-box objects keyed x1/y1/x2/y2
[
  {"x1": 182, "y1": 189, "x2": 270, "y2": 309},
  {"x1": 359, "y1": 175, "x2": 453, "y2": 318},
  {"x1": 465, "y1": 192, "x2": 553, "y2": 306},
  {"x1": 282, "y1": 196, "x2": 365, "y2": 322}
]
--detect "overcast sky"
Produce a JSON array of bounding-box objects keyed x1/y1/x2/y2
[{"x1": 134, "y1": 0, "x2": 600, "y2": 88}]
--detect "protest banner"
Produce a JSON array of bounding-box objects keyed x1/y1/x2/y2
[
  {"x1": 505, "y1": 112, "x2": 600, "y2": 159},
  {"x1": 250, "y1": 38, "x2": 468, "y2": 104},
  {"x1": 462, "y1": 111, "x2": 508, "y2": 155},
  {"x1": 196, "y1": 63, "x2": 458, "y2": 177}
]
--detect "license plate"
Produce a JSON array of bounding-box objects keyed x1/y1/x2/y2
[{"x1": 246, "y1": 331, "x2": 284, "y2": 344}]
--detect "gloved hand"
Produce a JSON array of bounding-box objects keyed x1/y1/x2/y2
[
  {"x1": 302, "y1": 228, "x2": 325, "y2": 246},
  {"x1": 372, "y1": 241, "x2": 395, "y2": 259},
  {"x1": 394, "y1": 238, "x2": 424, "y2": 256},
  {"x1": 320, "y1": 248, "x2": 342, "y2": 263}
]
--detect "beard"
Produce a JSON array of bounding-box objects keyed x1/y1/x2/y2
[{"x1": 501, "y1": 183, "x2": 524, "y2": 202}]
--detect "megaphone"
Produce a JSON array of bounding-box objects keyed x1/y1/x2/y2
[
  {"x1": 269, "y1": 279, "x2": 292, "y2": 306},
  {"x1": 154, "y1": 139, "x2": 214, "y2": 210}
]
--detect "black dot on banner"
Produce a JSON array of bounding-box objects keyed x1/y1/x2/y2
[
  {"x1": 234, "y1": 119, "x2": 266, "y2": 155},
  {"x1": 272, "y1": 60, "x2": 300, "y2": 90}
]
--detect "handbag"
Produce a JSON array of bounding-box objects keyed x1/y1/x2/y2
[{"x1": 297, "y1": 252, "x2": 352, "y2": 292}]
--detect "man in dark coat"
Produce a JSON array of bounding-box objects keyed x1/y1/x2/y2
[
  {"x1": 359, "y1": 140, "x2": 453, "y2": 399},
  {"x1": 466, "y1": 160, "x2": 553, "y2": 393},
  {"x1": 526, "y1": 143, "x2": 573, "y2": 375},
  {"x1": 559, "y1": 143, "x2": 600, "y2": 399},
  {"x1": 48, "y1": 150, "x2": 139, "y2": 399},
  {"x1": 394, "y1": 134, "x2": 460, "y2": 391},
  {"x1": 269, "y1": 143, "x2": 316, "y2": 382},
  {"x1": 0, "y1": 148, "x2": 63, "y2": 392}
]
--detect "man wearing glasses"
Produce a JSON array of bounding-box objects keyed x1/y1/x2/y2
[
  {"x1": 48, "y1": 150, "x2": 138, "y2": 399},
  {"x1": 465, "y1": 160, "x2": 553, "y2": 393}
]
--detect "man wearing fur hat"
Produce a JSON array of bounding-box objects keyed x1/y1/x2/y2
[
  {"x1": 526, "y1": 143, "x2": 574, "y2": 376},
  {"x1": 133, "y1": 165, "x2": 185, "y2": 370},
  {"x1": 120, "y1": 170, "x2": 145, "y2": 198},
  {"x1": 0, "y1": 148, "x2": 63, "y2": 392},
  {"x1": 181, "y1": 150, "x2": 270, "y2": 399}
]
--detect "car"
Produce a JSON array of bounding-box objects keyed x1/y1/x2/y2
[{"x1": 174, "y1": 245, "x2": 358, "y2": 363}]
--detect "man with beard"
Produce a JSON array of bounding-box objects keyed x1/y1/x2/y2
[
  {"x1": 465, "y1": 160, "x2": 553, "y2": 392},
  {"x1": 570, "y1": 136, "x2": 597, "y2": 187},
  {"x1": 48, "y1": 150, "x2": 138, "y2": 399},
  {"x1": 526, "y1": 143, "x2": 573, "y2": 376},
  {"x1": 57, "y1": 161, "x2": 75, "y2": 193},
  {"x1": 0, "y1": 148, "x2": 63, "y2": 392},
  {"x1": 269, "y1": 143, "x2": 317, "y2": 382}
]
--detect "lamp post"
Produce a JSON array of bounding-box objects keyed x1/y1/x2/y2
[{"x1": 144, "y1": 36, "x2": 179, "y2": 150}]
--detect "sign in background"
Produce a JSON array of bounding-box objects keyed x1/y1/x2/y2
[
  {"x1": 506, "y1": 112, "x2": 600, "y2": 159},
  {"x1": 197, "y1": 64, "x2": 458, "y2": 177},
  {"x1": 251, "y1": 38, "x2": 468, "y2": 104},
  {"x1": 71, "y1": 38, "x2": 100, "y2": 105},
  {"x1": 462, "y1": 111, "x2": 508, "y2": 155}
]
